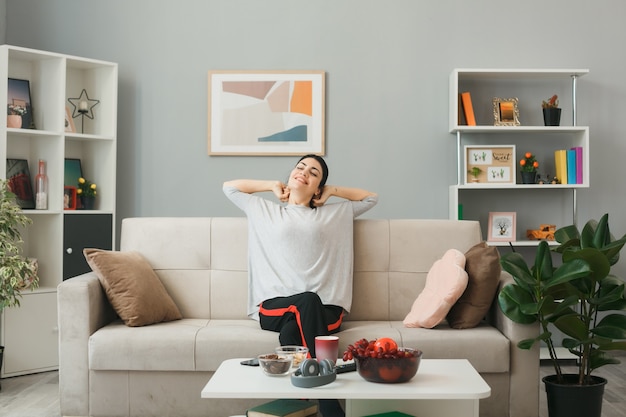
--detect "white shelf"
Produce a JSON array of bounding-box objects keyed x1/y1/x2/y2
[
  {"x1": 1, "y1": 45, "x2": 117, "y2": 377},
  {"x1": 449, "y1": 68, "x2": 589, "y2": 243}
]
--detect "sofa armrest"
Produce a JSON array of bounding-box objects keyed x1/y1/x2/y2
[
  {"x1": 488, "y1": 271, "x2": 540, "y2": 417},
  {"x1": 57, "y1": 272, "x2": 117, "y2": 417}
]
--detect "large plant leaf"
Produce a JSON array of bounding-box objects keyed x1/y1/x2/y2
[
  {"x1": 533, "y1": 240, "x2": 554, "y2": 281},
  {"x1": 563, "y1": 248, "x2": 609, "y2": 284},
  {"x1": 500, "y1": 252, "x2": 535, "y2": 290},
  {"x1": 555, "y1": 315, "x2": 589, "y2": 341},
  {"x1": 498, "y1": 285, "x2": 536, "y2": 324},
  {"x1": 589, "y1": 349, "x2": 621, "y2": 371},
  {"x1": 554, "y1": 224, "x2": 580, "y2": 246},
  {"x1": 592, "y1": 314, "x2": 626, "y2": 339},
  {"x1": 545, "y1": 258, "x2": 592, "y2": 289}
]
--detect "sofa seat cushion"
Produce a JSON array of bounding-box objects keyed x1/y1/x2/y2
[
  {"x1": 195, "y1": 320, "x2": 282, "y2": 370},
  {"x1": 89, "y1": 319, "x2": 208, "y2": 371},
  {"x1": 393, "y1": 321, "x2": 510, "y2": 373},
  {"x1": 89, "y1": 319, "x2": 283, "y2": 372}
]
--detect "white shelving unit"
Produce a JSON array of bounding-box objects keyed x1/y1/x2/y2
[
  {"x1": 449, "y1": 69, "x2": 589, "y2": 246},
  {"x1": 1, "y1": 45, "x2": 117, "y2": 377}
]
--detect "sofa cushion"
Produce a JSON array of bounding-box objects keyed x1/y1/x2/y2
[
  {"x1": 403, "y1": 249, "x2": 468, "y2": 328},
  {"x1": 83, "y1": 248, "x2": 182, "y2": 327},
  {"x1": 447, "y1": 242, "x2": 501, "y2": 329}
]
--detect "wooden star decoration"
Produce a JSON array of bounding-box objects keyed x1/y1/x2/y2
[{"x1": 68, "y1": 89, "x2": 100, "y2": 119}]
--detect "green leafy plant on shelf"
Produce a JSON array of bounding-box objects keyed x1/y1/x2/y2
[
  {"x1": 542, "y1": 94, "x2": 559, "y2": 109},
  {"x1": 498, "y1": 213, "x2": 626, "y2": 385},
  {"x1": 77, "y1": 177, "x2": 97, "y2": 198},
  {"x1": 0, "y1": 179, "x2": 39, "y2": 312},
  {"x1": 519, "y1": 152, "x2": 539, "y2": 172}
]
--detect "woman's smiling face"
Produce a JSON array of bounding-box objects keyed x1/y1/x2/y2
[{"x1": 288, "y1": 157, "x2": 323, "y2": 195}]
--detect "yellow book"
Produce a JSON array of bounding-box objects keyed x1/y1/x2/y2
[{"x1": 554, "y1": 150, "x2": 568, "y2": 184}]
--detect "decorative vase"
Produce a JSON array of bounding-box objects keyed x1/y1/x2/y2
[
  {"x1": 543, "y1": 374, "x2": 607, "y2": 417},
  {"x1": 543, "y1": 108, "x2": 562, "y2": 126},
  {"x1": 520, "y1": 171, "x2": 537, "y2": 184},
  {"x1": 7, "y1": 114, "x2": 22, "y2": 128},
  {"x1": 80, "y1": 196, "x2": 96, "y2": 210}
]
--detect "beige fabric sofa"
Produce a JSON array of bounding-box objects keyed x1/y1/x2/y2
[{"x1": 57, "y1": 217, "x2": 539, "y2": 417}]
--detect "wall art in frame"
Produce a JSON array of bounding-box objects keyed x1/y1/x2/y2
[
  {"x1": 488, "y1": 211, "x2": 517, "y2": 242},
  {"x1": 7, "y1": 78, "x2": 35, "y2": 129},
  {"x1": 6, "y1": 158, "x2": 35, "y2": 209},
  {"x1": 208, "y1": 70, "x2": 325, "y2": 156},
  {"x1": 464, "y1": 145, "x2": 516, "y2": 185}
]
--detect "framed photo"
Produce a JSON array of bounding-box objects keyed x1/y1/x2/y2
[
  {"x1": 64, "y1": 158, "x2": 83, "y2": 187},
  {"x1": 64, "y1": 186, "x2": 77, "y2": 210},
  {"x1": 7, "y1": 78, "x2": 35, "y2": 129},
  {"x1": 488, "y1": 212, "x2": 517, "y2": 242},
  {"x1": 6, "y1": 159, "x2": 35, "y2": 209},
  {"x1": 208, "y1": 70, "x2": 325, "y2": 156},
  {"x1": 64, "y1": 106, "x2": 76, "y2": 133},
  {"x1": 465, "y1": 145, "x2": 516, "y2": 185},
  {"x1": 493, "y1": 97, "x2": 520, "y2": 126}
]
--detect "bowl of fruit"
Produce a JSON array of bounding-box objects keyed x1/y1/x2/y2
[{"x1": 343, "y1": 337, "x2": 422, "y2": 383}]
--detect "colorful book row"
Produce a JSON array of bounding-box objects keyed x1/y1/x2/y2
[{"x1": 554, "y1": 147, "x2": 583, "y2": 185}]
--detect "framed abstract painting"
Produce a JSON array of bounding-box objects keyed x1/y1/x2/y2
[{"x1": 208, "y1": 70, "x2": 325, "y2": 156}]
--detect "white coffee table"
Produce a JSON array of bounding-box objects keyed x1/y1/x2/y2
[{"x1": 201, "y1": 358, "x2": 490, "y2": 417}]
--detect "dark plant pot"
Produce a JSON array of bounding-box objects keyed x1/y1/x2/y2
[
  {"x1": 520, "y1": 171, "x2": 537, "y2": 184},
  {"x1": 79, "y1": 196, "x2": 96, "y2": 210},
  {"x1": 543, "y1": 374, "x2": 607, "y2": 417},
  {"x1": 543, "y1": 108, "x2": 562, "y2": 126}
]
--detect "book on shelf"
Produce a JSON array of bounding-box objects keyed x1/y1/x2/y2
[
  {"x1": 460, "y1": 92, "x2": 476, "y2": 126},
  {"x1": 246, "y1": 399, "x2": 318, "y2": 417},
  {"x1": 571, "y1": 146, "x2": 583, "y2": 184},
  {"x1": 554, "y1": 149, "x2": 568, "y2": 185},
  {"x1": 567, "y1": 149, "x2": 577, "y2": 185}
]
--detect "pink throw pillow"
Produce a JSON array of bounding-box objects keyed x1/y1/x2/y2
[{"x1": 403, "y1": 249, "x2": 468, "y2": 328}]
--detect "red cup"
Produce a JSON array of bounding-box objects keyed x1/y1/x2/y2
[{"x1": 315, "y1": 335, "x2": 339, "y2": 365}]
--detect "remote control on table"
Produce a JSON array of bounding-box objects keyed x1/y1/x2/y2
[{"x1": 335, "y1": 362, "x2": 356, "y2": 373}]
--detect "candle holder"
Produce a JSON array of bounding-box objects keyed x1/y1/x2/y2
[{"x1": 68, "y1": 89, "x2": 100, "y2": 134}]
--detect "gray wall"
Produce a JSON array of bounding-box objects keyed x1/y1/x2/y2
[{"x1": 5, "y1": 1, "x2": 626, "y2": 276}]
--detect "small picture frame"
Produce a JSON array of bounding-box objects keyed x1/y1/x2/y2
[
  {"x1": 493, "y1": 97, "x2": 520, "y2": 126},
  {"x1": 465, "y1": 145, "x2": 516, "y2": 185},
  {"x1": 6, "y1": 158, "x2": 35, "y2": 209},
  {"x1": 488, "y1": 212, "x2": 517, "y2": 242},
  {"x1": 64, "y1": 186, "x2": 77, "y2": 210},
  {"x1": 64, "y1": 106, "x2": 76, "y2": 133},
  {"x1": 7, "y1": 78, "x2": 35, "y2": 129}
]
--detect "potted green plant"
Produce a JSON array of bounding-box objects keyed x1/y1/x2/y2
[
  {"x1": 0, "y1": 179, "x2": 39, "y2": 385},
  {"x1": 498, "y1": 213, "x2": 626, "y2": 417},
  {"x1": 542, "y1": 94, "x2": 561, "y2": 126},
  {"x1": 76, "y1": 177, "x2": 97, "y2": 210},
  {"x1": 519, "y1": 152, "x2": 539, "y2": 184},
  {"x1": 468, "y1": 166, "x2": 483, "y2": 183}
]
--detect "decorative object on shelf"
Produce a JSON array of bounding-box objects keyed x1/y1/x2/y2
[
  {"x1": 464, "y1": 145, "x2": 516, "y2": 185},
  {"x1": 493, "y1": 97, "x2": 520, "y2": 126},
  {"x1": 5, "y1": 159, "x2": 35, "y2": 209},
  {"x1": 77, "y1": 177, "x2": 97, "y2": 210},
  {"x1": 498, "y1": 213, "x2": 626, "y2": 417},
  {"x1": 519, "y1": 152, "x2": 539, "y2": 184},
  {"x1": 68, "y1": 89, "x2": 100, "y2": 134},
  {"x1": 526, "y1": 224, "x2": 556, "y2": 241},
  {"x1": 542, "y1": 94, "x2": 561, "y2": 126},
  {"x1": 487, "y1": 212, "x2": 516, "y2": 242},
  {"x1": 467, "y1": 166, "x2": 483, "y2": 183},
  {"x1": 208, "y1": 70, "x2": 325, "y2": 156},
  {"x1": 459, "y1": 91, "x2": 476, "y2": 126},
  {"x1": 34, "y1": 159, "x2": 48, "y2": 210},
  {"x1": 64, "y1": 106, "x2": 76, "y2": 133},
  {"x1": 64, "y1": 186, "x2": 77, "y2": 210},
  {"x1": 7, "y1": 78, "x2": 35, "y2": 129},
  {"x1": 64, "y1": 158, "x2": 83, "y2": 187}
]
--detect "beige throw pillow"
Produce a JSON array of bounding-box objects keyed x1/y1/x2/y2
[
  {"x1": 83, "y1": 248, "x2": 182, "y2": 327},
  {"x1": 403, "y1": 249, "x2": 468, "y2": 328},
  {"x1": 447, "y1": 242, "x2": 501, "y2": 329}
]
